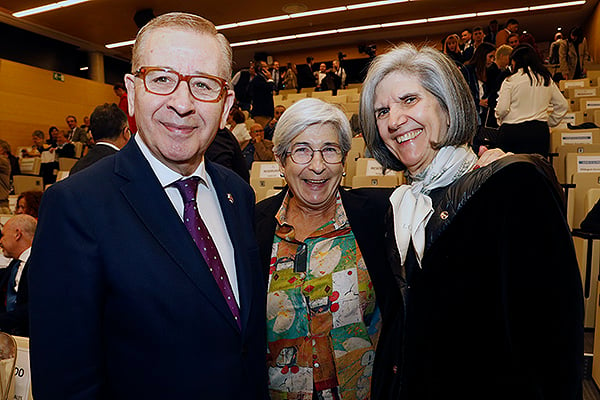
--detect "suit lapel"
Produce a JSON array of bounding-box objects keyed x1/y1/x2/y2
[{"x1": 114, "y1": 141, "x2": 240, "y2": 331}]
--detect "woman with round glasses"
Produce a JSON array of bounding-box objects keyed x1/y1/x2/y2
[{"x1": 255, "y1": 98, "x2": 400, "y2": 399}]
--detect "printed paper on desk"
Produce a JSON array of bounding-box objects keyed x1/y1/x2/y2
[
  {"x1": 584, "y1": 100, "x2": 600, "y2": 109},
  {"x1": 577, "y1": 156, "x2": 600, "y2": 172},
  {"x1": 575, "y1": 88, "x2": 597, "y2": 97},
  {"x1": 562, "y1": 132, "x2": 593, "y2": 145},
  {"x1": 565, "y1": 80, "x2": 586, "y2": 88},
  {"x1": 259, "y1": 163, "x2": 281, "y2": 178}
]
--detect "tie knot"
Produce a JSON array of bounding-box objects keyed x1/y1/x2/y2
[{"x1": 172, "y1": 177, "x2": 201, "y2": 204}]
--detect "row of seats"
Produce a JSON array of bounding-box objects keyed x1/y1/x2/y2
[{"x1": 551, "y1": 75, "x2": 600, "y2": 335}]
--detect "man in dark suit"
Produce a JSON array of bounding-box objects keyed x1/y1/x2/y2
[
  {"x1": 0, "y1": 214, "x2": 36, "y2": 336},
  {"x1": 29, "y1": 12, "x2": 267, "y2": 399},
  {"x1": 65, "y1": 114, "x2": 93, "y2": 147},
  {"x1": 70, "y1": 103, "x2": 130, "y2": 175}
]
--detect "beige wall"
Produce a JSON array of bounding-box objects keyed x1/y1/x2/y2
[
  {"x1": 586, "y1": 1, "x2": 600, "y2": 64},
  {"x1": 0, "y1": 58, "x2": 116, "y2": 151}
]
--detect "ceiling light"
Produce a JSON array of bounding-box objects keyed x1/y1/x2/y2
[
  {"x1": 296, "y1": 29, "x2": 339, "y2": 38},
  {"x1": 80, "y1": 66, "x2": 89, "y2": 71},
  {"x1": 106, "y1": 0, "x2": 586, "y2": 49},
  {"x1": 257, "y1": 35, "x2": 297, "y2": 43},
  {"x1": 338, "y1": 24, "x2": 382, "y2": 33},
  {"x1": 381, "y1": 18, "x2": 427, "y2": 27},
  {"x1": 105, "y1": 39, "x2": 135, "y2": 49},
  {"x1": 529, "y1": 0, "x2": 585, "y2": 10},
  {"x1": 428, "y1": 13, "x2": 477, "y2": 22},
  {"x1": 347, "y1": 0, "x2": 409, "y2": 10},
  {"x1": 237, "y1": 15, "x2": 290, "y2": 26},
  {"x1": 13, "y1": 0, "x2": 90, "y2": 18},
  {"x1": 290, "y1": 6, "x2": 347, "y2": 18},
  {"x1": 476, "y1": 7, "x2": 529, "y2": 17},
  {"x1": 282, "y1": 3, "x2": 308, "y2": 13}
]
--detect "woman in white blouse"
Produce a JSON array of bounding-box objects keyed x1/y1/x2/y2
[{"x1": 495, "y1": 43, "x2": 568, "y2": 157}]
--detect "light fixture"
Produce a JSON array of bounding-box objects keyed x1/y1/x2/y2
[
  {"x1": 347, "y1": 0, "x2": 409, "y2": 10},
  {"x1": 105, "y1": 39, "x2": 135, "y2": 49},
  {"x1": 428, "y1": 13, "x2": 477, "y2": 22},
  {"x1": 13, "y1": 0, "x2": 90, "y2": 18},
  {"x1": 107, "y1": 0, "x2": 587, "y2": 49},
  {"x1": 80, "y1": 66, "x2": 89, "y2": 71},
  {"x1": 530, "y1": 0, "x2": 585, "y2": 10},
  {"x1": 476, "y1": 7, "x2": 529, "y2": 17}
]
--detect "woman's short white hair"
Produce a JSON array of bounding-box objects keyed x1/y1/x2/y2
[
  {"x1": 360, "y1": 43, "x2": 477, "y2": 171},
  {"x1": 273, "y1": 98, "x2": 352, "y2": 164}
]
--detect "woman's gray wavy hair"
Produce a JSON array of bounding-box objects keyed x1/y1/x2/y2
[
  {"x1": 359, "y1": 43, "x2": 477, "y2": 171},
  {"x1": 273, "y1": 98, "x2": 352, "y2": 164}
]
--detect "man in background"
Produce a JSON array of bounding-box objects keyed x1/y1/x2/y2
[
  {"x1": 0, "y1": 214, "x2": 36, "y2": 336},
  {"x1": 70, "y1": 103, "x2": 130, "y2": 175},
  {"x1": 65, "y1": 115, "x2": 92, "y2": 147}
]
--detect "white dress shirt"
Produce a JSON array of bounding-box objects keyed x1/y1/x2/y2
[
  {"x1": 495, "y1": 68, "x2": 568, "y2": 127},
  {"x1": 135, "y1": 134, "x2": 239, "y2": 304},
  {"x1": 14, "y1": 246, "x2": 31, "y2": 292}
]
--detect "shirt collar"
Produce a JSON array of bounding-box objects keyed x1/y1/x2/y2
[
  {"x1": 275, "y1": 189, "x2": 348, "y2": 230},
  {"x1": 134, "y1": 134, "x2": 209, "y2": 189},
  {"x1": 17, "y1": 247, "x2": 31, "y2": 264},
  {"x1": 95, "y1": 142, "x2": 120, "y2": 151}
]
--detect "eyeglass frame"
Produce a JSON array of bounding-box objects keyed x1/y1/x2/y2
[
  {"x1": 286, "y1": 143, "x2": 345, "y2": 165},
  {"x1": 133, "y1": 66, "x2": 229, "y2": 103}
]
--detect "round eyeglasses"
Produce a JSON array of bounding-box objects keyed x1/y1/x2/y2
[
  {"x1": 287, "y1": 144, "x2": 344, "y2": 165},
  {"x1": 134, "y1": 66, "x2": 228, "y2": 103}
]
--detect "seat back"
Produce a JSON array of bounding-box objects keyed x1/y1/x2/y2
[
  {"x1": 250, "y1": 162, "x2": 284, "y2": 202},
  {"x1": 0, "y1": 333, "x2": 16, "y2": 400},
  {"x1": 18, "y1": 158, "x2": 41, "y2": 176},
  {"x1": 58, "y1": 157, "x2": 78, "y2": 171},
  {"x1": 352, "y1": 175, "x2": 398, "y2": 188},
  {"x1": 554, "y1": 144, "x2": 600, "y2": 184},
  {"x1": 12, "y1": 336, "x2": 32, "y2": 400},
  {"x1": 12, "y1": 176, "x2": 43, "y2": 195}
]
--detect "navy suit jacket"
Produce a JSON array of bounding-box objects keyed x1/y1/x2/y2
[{"x1": 28, "y1": 139, "x2": 267, "y2": 399}]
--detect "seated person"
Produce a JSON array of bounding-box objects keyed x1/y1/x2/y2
[
  {"x1": 16, "y1": 191, "x2": 43, "y2": 219},
  {"x1": 264, "y1": 105, "x2": 286, "y2": 141},
  {"x1": 0, "y1": 214, "x2": 37, "y2": 336},
  {"x1": 249, "y1": 124, "x2": 274, "y2": 161}
]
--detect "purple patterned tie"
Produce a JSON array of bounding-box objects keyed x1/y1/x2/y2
[{"x1": 172, "y1": 177, "x2": 241, "y2": 328}]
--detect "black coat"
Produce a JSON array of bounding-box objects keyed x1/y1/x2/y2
[
  {"x1": 70, "y1": 143, "x2": 118, "y2": 175},
  {"x1": 373, "y1": 155, "x2": 584, "y2": 400},
  {"x1": 205, "y1": 128, "x2": 250, "y2": 183}
]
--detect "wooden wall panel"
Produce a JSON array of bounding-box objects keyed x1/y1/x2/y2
[{"x1": 0, "y1": 58, "x2": 116, "y2": 150}]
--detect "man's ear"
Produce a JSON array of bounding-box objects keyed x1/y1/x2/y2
[
  {"x1": 219, "y1": 90, "x2": 235, "y2": 129},
  {"x1": 124, "y1": 74, "x2": 136, "y2": 118}
]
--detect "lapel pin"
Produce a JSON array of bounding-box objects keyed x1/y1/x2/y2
[{"x1": 227, "y1": 193, "x2": 234, "y2": 204}]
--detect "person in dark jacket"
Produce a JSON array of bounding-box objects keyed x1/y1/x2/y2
[
  {"x1": 70, "y1": 103, "x2": 130, "y2": 175},
  {"x1": 360, "y1": 43, "x2": 583, "y2": 400},
  {"x1": 205, "y1": 128, "x2": 250, "y2": 183}
]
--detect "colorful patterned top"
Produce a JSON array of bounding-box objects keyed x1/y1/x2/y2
[{"x1": 266, "y1": 191, "x2": 379, "y2": 400}]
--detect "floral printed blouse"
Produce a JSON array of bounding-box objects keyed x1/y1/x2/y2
[{"x1": 266, "y1": 191, "x2": 379, "y2": 400}]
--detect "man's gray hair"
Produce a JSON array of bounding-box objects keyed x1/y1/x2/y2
[{"x1": 132, "y1": 12, "x2": 233, "y2": 80}]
